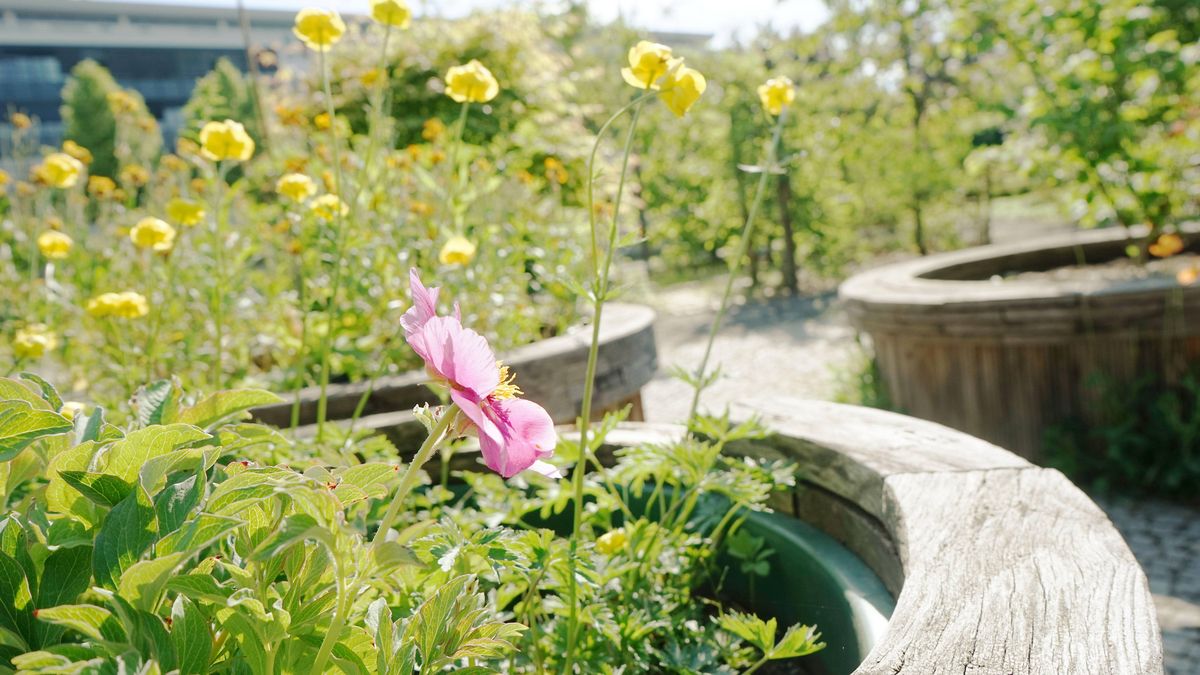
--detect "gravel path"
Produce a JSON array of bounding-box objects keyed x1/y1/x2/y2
[{"x1": 639, "y1": 277, "x2": 1200, "y2": 674}]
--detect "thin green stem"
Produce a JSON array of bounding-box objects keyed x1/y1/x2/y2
[
  {"x1": 563, "y1": 95, "x2": 649, "y2": 675},
  {"x1": 369, "y1": 404, "x2": 458, "y2": 553},
  {"x1": 742, "y1": 654, "x2": 770, "y2": 675},
  {"x1": 209, "y1": 163, "x2": 229, "y2": 391},
  {"x1": 685, "y1": 108, "x2": 789, "y2": 423},
  {"x1": 315, "y1": 47, "x2": 350, "y2": 439}
]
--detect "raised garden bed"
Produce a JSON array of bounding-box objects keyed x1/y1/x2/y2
[
  {"x1": 839, "y1": 224, "x2": 1200, "y2": 459},
  {"x1": 252, "y1": 303, "x2": 657, "y2": 442},
  {"x1": 368, "y1": 396, "x2": 1162, "y2": 673}
]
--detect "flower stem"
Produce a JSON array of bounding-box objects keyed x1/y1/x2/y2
[
  {"x1": 563, "y1": 93, "x2": 649, "y2": 675},
  {"x1": 209, "y1": 163, "x2": 229, "y2": 391},
  {"x1": 315, "y1": 47, "x2": 350, "y2": 440},
  {"x1": 685, "y1": 108, "x2": 788, "y2": 423}
]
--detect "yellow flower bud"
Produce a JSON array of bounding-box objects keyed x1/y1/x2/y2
[
  {"x1": 370, "y1": 0, "x2": 411, "y2": 28},
  {"x1": 422, "y1": 117, "x2": 446, "y2": 142},
  {"x1": 119, "y1": 164, "x2": 149, "y2": 188},
  {"x1": 166, "y1": 198, "x2": 206, "y2": 226},
  {"x1": 277, "y1": 173, "x2": 317, "y2": 203},
  {"x1": 757, "y1": 76, "x2": 796, "y2": 116},
  {"x1": 37, "y1": 230, "x2": 73, "y2": 259},
  {"x1": 1149, "y1": 233, "x2": 1184, "y2": 258},
  {"x1": 130, "y1": 217, "x2": 177, "y2": 252},
  {"x1": 621, "y1": 41, "x2": 674, "y2": 90},
  {"x1": 313, "y1": 112, "x2": 332, "y2": 131},
  {"x1": 439, "y1": 235, "x2": 476, "y2": 266},
  {"x1": 444, "y1": 60, "x2": 499, "y2": 104},
  {"x1": 10, "y1": 112, "x2": 32, "y2": 130},
  {"x1": 59, "y1": 402, "x2": 87, "y2": 421},
  {"x1": 293, "y1": 8, "x2": 346, "y2": 51},
  {"x1": 199, "y1": 119, "x2": 255, "y2": 162},
  {"x1": 107, "y1": 90, "x2": 139, "y2": 115},
  {"x1": 13, "y1": 324, "x2": 58, "y2": 360},
  {"x1": 38, "y1": 153, "x2": 84, "y2": 189},
  {"x1": 660, "y1": 65, "x2": 706, "y2": 117},
  {"x1": 62, "y1": 140, "x2": 93, "y2": 165},
  {"x1": 596, "y1": 528, "x2": 628, "y2": 556},
  {"x1": 310, "y1": 194, "x2": 349, "y2": 221},
  {"x1": 0, "y1": 170, "x2": 9, "y2": 186}
]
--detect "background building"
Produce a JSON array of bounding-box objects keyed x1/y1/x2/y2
[{"x1": 0, "y1": 0, "x2": 297, "y2": 143}]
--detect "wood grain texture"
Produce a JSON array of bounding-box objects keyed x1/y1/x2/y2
[
  {"x1": 839, "y1": 225, "x2": 1200, "y2": 459},
  {"x1": 717, "y1": 396, "x2": 1162, "y2": 674},
  {"x1": 252, "y1": 303, "x2": 657, "y2": 427}
]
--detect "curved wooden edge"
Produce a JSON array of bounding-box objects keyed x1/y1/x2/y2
[
  {"x1": 839, "y1": 224, "x2": 1200, "y2": 338},
  {"x1": 721, "y1": 396, "x2": 1163, "y2": 674},
  {"x1": 251, "y1": 303, "x2": 658, "y2": 426}
]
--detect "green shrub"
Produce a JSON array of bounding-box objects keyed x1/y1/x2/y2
[
  {"x1": 60, "y1": 60, "x2": 120, "y2": 177},
  {"x1": 181, "y1": 57, "x2": 261, "y2": 146}
]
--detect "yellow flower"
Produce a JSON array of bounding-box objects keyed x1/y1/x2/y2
[
  {"x1": 10, "y1": 112, "x2": 32, "y2": 130},
  {"x1": 120, "y1": 164, "x2": 149, "y2": 188},
  {"x1": 107, "y1": 90, "x2": 139, "y2": 115},
  {"x1": 0, "y1": 169, "x2": 9, "y2": 186},
  {"x1": 370, "y1": 0, "x2": 411, "y2": 28},
  {"x1": 360, "y1": 68, "x2": 382, "y2": 87},
  {"x1": 37, "y1": 230, "x2": 73, "y2": 259},
  {"x1": 422, "y1": 117, "x2": 446, "y2": 142},
  {"x1": 199, "y1": 119, "x2": 255, "y2": 162},
  {"x1": 313, "y1": 112, "x2": 332, "y2": 131},
  {"x1": 621, "y1": 41, "x2": 675, "y2": 90},
  {"x1": 62, "y1": 140, "x2": 93, "y2": 165},
  {"x1": 38, "y1": 153, "x2": 84, "y2": 189},
  {"x1": 87, "y1": 292, "x2": 149, "y2": 319},
  {"x1": 16, "y1": 182, "x2": 35, "y2": 198},
  {"x1": 596, "y1": 528, "x2": 627, "y2": 556},
  {"x1": 310, "y1": 194, "x2": 349, "y2": 221},
  {"x1": 1178, "y1": 265, "x2": 1199, "y2": 286},
  {"x1": 59, "y1": 402, "x2": 87, "y2": 421},
  {"x1": 444, "y1": 60, "x2": 499, "y2": 103},
  {"x1": 277, "y1": 173, "x2": 317, "y2": 202},
  {"x1": 161, "y1": 154, "x2": 189, "y2": 172},
  {"x1": 13, "y1": 324, "x2": 58, "y2": 360},
  {"x1": 757, "y1": 76, "x2": 796, "y2": 116},
  {"x1": 408, "y1": 200, "x2": 433, "y2": 216},
  {"x1": 660, "y1": 65, "x2": 706, "y2": 117},
  {"x1": 166, "y1": 198, "x2": 206, "y2": 226},
  {"x1": 87, "y1": 175, "x2": 116, "y2": 199},
  {"x1": 293, "y1": 8, "x2": 346, "y2": 51},
  {"x1": 130, "y1": 217, "x2": 177, "y2": 252},
  {"x1": 177, "y1": 138, "x2": 201, "y2": 156},
  {"x1": 439, "y1": 235, "x2": 476, "y2": 265},
  {"x1": 544, "y1": 157, "x2": 568, "y2": 185},
  {"x1": 1149, "y1": 232, "x2": 1184, "y2": 258}
]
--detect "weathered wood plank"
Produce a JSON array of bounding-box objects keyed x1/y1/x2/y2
[{"x1": 252, "y1": 303, "x2": 657, "y2": 427}]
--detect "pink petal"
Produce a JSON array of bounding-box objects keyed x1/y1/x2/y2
[
  {"x1": 479, "y1": 398, "x2": 556, "y2": 478},
  {"x1": 451, "y1": 389, "x2": 501, "y2": 444},
  {"x1": 400, "y1": 268, "x2": 440, "y2": 337},
  {"x1": 408, "y1": 316, "x2": 500, "y2": 400},
  {"x1": 526, "y1": 460, "x2": 563, "y2": 479}
]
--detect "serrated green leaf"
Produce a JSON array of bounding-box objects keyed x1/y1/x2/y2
[
  {"x1": 771, "y1": 623, "x2": 825, "y2": 659},
  {"x1": 58, "y1": 471, "x2": 133, "y2": 508},
  {"x1": 34, "y1": 604, "x2": 125, "y2": 642},
  {"x1": 0, "y1": 401, "x2": 71, "y2": 462},
  {"x1": 176, "y1": 390, "x2": 282, "y2": 430},
  {"x1": 718, "y1": 611, "x2": 776, "y2": 653},
  {"x1": 92, "y1": 486, "x2": 158, "y2": 589},
  {"x1": 170, "y1": 595, "x2": 211, "y2": 675}
]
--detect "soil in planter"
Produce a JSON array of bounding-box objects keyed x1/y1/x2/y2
[{"x1": 995, "y1": 252, "x2": 1199, "y2": 286}]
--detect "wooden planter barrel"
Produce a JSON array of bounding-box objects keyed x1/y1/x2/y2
[
  {"x1": 251, "y1": 303, "x2": 658, "y2": 444},
  {"x1": 839, "y1": 225, "x2": 1200, "y2": 460},
  {"x1": 400, "y1": 397, "x2": 1160, "y2": 673}
]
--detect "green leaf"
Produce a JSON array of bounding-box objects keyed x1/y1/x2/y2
[
  {"x1": 772, "y1": 624, "x2": 825, "y2": 659},
  {"x1": 72, "y1": 406, "x2": 105, "y2": 445},
  {"x1": 92, "y1": 486, "x2": 158, "y2": 589},
  {"x1": 170, "y1": 595, "x2": 211, "y2": 675},
  {"x1": 118, "y1": 552, "x2": 186, "y2": 612},
  {"x1": 373, "y1": 541, "x2": 421, "y2": 573},
  {"x1": 154, "y1": 514, "x2": 241, "y2": 559},
  {"x1": 58, "y1": 471, "x2": 133, "y2": 508},
  {"x1": 0, "y1": 401, "x2": 71, "y2": 462},
  {"x1": 91, "y1": 425, "x2": 211, "y2": 485},
  {"x1": 131, "y1": 380, "x2": 180, "y2": 427},
  {"x1": 18, "y1": 373, "x2": 62, "y2": 411},
  {"x1": 176, "y1": 390, "x2": 282, "y2": 430},
  {"x1": 717, "y1": 611, "x2": 776, "y2": 653},
  {"x1": 34, "y1": 546, "x2": 93, "y2": 646},
  {"x1": 0, "y1": 379, "x2": 50, "y2": 409},
  {"x1": 335, "y1": 463, "x2": 400, "y2": 503},
  {"x1": 166, "y1": 574, "x2": 231, "y2": 604},
  {"x1": 34, "y1": 604, "x2": 125, "y2": 642},
  {"x1": 249, "y1": 514, "x2": 332, "y2": 561},
  {"x1": 45, "y1": 443, "x2": 99, "y2": 525},
  {"x1": 0, "y1": 553, "x2": 33, "y2": 650},
  {"x1": 153, "y1": 474, "x2": 203, "y2": 536}
]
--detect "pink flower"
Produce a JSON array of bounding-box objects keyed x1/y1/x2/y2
[{"x1": 403, "y1": 269, "x2": 558, "y2": 478}]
